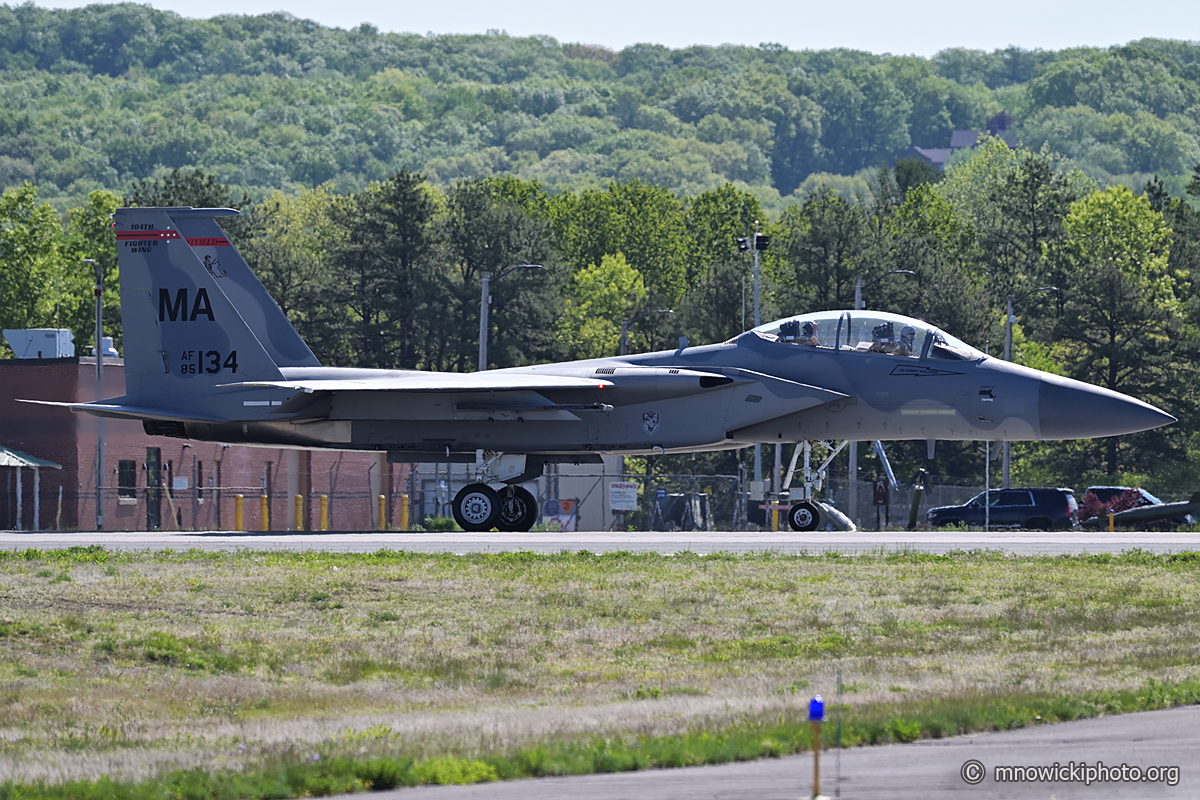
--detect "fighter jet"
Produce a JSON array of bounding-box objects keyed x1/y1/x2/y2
[{"x1": 25, "y1": 207, "x2": 1177, "y2": 531}]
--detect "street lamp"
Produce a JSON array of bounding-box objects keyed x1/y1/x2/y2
[
  {"x1": 1003, "y1": 286, "x2": 1057, "y2": 488},
  {"x1": 619, "y1": 309, "x2": 673, "y2": 356},
  {"x1": 84, "y1": 258, "x2": 104, "y2": 531},
  {"x1": 848, "y1": 269, "x2": 915, "y2": 527},
  {"x1": 737, "y1": 222, "x2": 770, "y2": 495},
  {"x1": 478, "y1": 264, "x2": 543, "y2": 371},
  {"x1": 736, "y1": 221, "x2": 770, "y2": 330}
]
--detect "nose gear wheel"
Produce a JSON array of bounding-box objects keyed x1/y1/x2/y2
[{"x1": 788, "y1": 501, "x2": 820, "y2": 531}]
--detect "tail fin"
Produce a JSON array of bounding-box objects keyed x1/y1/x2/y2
[
  {"x1": 113, "y1": 207, "x2": 284, "y2": 406},
  {"x1": 165, "y1": 209, "x2": 320, "y2": 368}
]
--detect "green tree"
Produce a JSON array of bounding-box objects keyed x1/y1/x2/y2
[
  {"x1": 323, "y1": 170, "x2": 443, "y2": 369},
  {"x1": 0, "y1": 183, "x2": 67, "y2": 355},
  {"x1": 550, "y1": 180, "x2": 690, "y2": 350},
  {"x1": 1051, "y1": 185, "x2": 1190, "y2": 476},
  {"x1": 442, "y1": 177, "x2": 563, "y2": 370},
  {"x1": 678, "y1": 184, "x2": 764, "y2": 344},
  {"x1": 126, "y1": 167, "x2": 250, "y2": 210},
  {"x1": 812, "y1": 67, "x2": 911, "y2": 175},
  {"x1": 62, "y1": 189, "x2": 122, "y2": 353},
  {"x1": 238, "y1": 184, "x2": 342, "y2": 350},
  {"x1": 775, "y1": 188, "x2": 867, "y2": 312},
  {"x1": 557, "y1": 253, "x2": 646, "y2": 359}
]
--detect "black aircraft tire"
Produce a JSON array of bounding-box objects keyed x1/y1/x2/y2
[
  {"x1": 788, "y1": 501, "x2": 820, "y2": 532},
  {"x1": 496, "y1": 486, "x2": 539, "y2": 532},
  {"x1": 453, "y1": 484, "x2": 500, "y2": 532}
]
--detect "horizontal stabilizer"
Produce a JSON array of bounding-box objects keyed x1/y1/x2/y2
[{"x1": 17, "y1": 398, "x2": 227, "y2": 423}]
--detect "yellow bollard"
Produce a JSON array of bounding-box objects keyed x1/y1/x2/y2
[
  {"x1": 771, "y1": 507, "x2": 779, "y2": 532},
  {"x1": 294, "y1": 494, "x2": 303, "y2": 531},
  {"x1": 377, "y1": 494, "x2": 387, "y2": 530},
  {"x1": 1109, "y1": 509, "x2": 1115, "y2": 532},
  {"x1": 400, "y1": 494, "x2": 410, "y2": 531},
  {"x1": 320, "y1": 495, "x2": 328, "y2": 531},
  {"x1": 234, "y1": 494, "x2": 244, "y2": 531},
  {"x1": 261, "y1": 494, "x2": 269, "y2": 531}
]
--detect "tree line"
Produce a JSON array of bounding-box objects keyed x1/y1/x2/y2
[
  {"x1": 4, "y1": 138, "x2": 1200, "y2": 493},
  {"x1": 3, "y1": 3, "x2": 1200, "y2": 215}
]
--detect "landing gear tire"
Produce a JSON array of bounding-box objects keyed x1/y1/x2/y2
[
  {"x1": 497, "y1": 486, "x2": 539, "y2": 532},
  {"x1": 788, "y1": 501, "x2": 820, "y2": 532},
  {"x1": 453, "y1": 484, "x2": 500, "y2": 532}
]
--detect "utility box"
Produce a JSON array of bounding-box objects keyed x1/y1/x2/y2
[{"x1": 3, "y1": 329, "x2": 75, "y2": 359}]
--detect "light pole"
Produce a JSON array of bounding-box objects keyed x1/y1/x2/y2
[
  {"x1": 478, "y1": 264, "x2": 543, "y2": 371},
  {"x1": 84, "y1": 258, "x2": 104, "y2": 531},
  {"x1": 737, "y1": 223, "x2": 770, "y2": 493},
  {"x1": 848, "y1": 270, "x2": 915, "y2": 527},
  {"x1": 1003, "y1": 286, "x2": 1057, "y2": 488},
  {"x1": 617, "y1": 309, "x2": 672, "y2": 531},
  {"x1": 619, "y1": 309, "x2": 673, "y2": 356}
]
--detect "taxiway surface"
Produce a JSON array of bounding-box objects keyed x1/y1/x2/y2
[
  {"x1": 372, "y1": 704, "x2": 1199, "y2": 799},
  {"x1": 1, "y1": 529, "x2": 1199, "y2": 555}
]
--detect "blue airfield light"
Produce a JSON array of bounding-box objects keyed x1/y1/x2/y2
[{"x1": 809, "y1": 694, "x2": 824, "y2": 722}]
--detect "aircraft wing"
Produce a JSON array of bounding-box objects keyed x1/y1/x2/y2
[
  {"x1": 222, "y1": 367, "x2": 844, "y2": 412},
  {"x1": 220, "y1": 372, "x2": 615, "y2": 393}
]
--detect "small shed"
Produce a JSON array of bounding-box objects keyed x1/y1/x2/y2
[{"x1": 0, "y1": 446, "x2": 62, "y2": 531}]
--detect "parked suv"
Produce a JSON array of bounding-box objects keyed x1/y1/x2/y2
[{"x1": 927, "y1": 488, "x2": 1079, "y2": 530}]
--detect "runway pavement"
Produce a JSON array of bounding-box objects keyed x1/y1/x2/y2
[
  {"x1": 365, "y1": 704, "x2": 1199, "y2": 799},
  {"x1": 2, "y1": 528, "x2": 1200, "y2": 555}
]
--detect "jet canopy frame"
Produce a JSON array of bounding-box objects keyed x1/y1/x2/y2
[{"x1": 746, "y1": 310, "x2": 986, "y2": 362}]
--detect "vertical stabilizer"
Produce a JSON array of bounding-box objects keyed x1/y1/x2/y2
[
  {"x1": 113, "y1": 207, "x2": 284, "y2": 407},
  {"x1": 165, "y1": 209, "x2": 320, "y2": 368}
]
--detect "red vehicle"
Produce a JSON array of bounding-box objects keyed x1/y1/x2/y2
[{"x1": 1081, "y1": 486, "x2": 1197, "y2": 529}]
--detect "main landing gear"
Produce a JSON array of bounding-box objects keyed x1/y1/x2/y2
[
  {"x1": 452, "y1": 484, "x2": 539, "y2": 532},
  {"x1": 450, "y1": 452, "x2": 543, "y2": 532}
]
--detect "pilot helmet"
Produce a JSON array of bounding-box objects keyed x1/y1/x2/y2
[
  {"x1": 900, "y1": 325, "x2": 916, "y2": 348},
  {"x1": 801, "y1": 320, "x2": 818, "y2": 339}
]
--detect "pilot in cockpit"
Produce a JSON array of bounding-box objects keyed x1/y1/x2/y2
[
  {"x1": 780, "y1": 319, "x2": 820, "y2": 346},
  {"x1": 870, "y1": 322, "x2": 917, "y2": 356}
]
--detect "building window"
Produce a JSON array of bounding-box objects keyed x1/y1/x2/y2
[{"x1": 118, "y1": 460, "x2": 137, "y2": 504}]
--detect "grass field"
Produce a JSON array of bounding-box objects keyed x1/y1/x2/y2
[{"x1": 1, "y1": 546, "x2": 1198, "y2": 795}]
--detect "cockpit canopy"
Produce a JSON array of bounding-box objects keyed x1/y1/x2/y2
[{"x1": 745, "y1": 310, "x2": 985, "y2": 362}]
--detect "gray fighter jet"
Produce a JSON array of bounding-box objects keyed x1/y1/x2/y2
[{"x1": 26, "y1": 207, "x2": 1177, "y2": 531}]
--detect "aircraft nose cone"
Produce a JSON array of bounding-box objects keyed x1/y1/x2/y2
[{"x1": 1039, "y1": 376, "x2": 1175, "y2": 439}]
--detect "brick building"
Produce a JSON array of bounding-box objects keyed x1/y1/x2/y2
[
  {"x1": 2, "y1": 357, "x2": 623, "y2": 532},
  {"x1": 1, "y1": 356, "x2": 410, "y2": 531}
]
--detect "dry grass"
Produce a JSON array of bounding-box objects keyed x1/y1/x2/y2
[{"x1": 0, "y1": 547, "x2": 1197, "y2": 783}]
